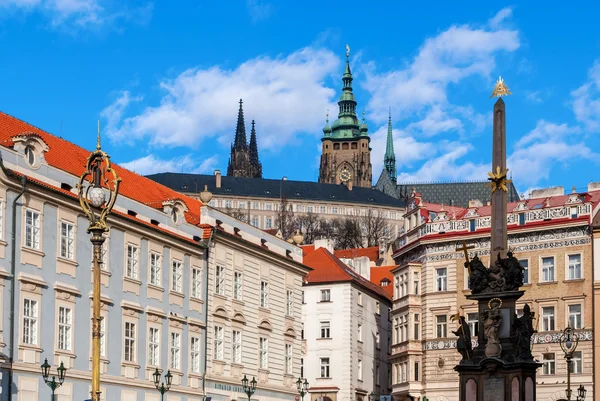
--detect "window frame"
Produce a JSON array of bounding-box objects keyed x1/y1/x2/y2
[
  {"x1": 170, "y1": 331, "x2": 181, "y2": 370},
  {"x1": 126, "y1": 244, "x2": 140, "y2": 280},
  {"x1": 566, "y1": 253, "x2": 582, "y2": 280},
  {"x1": 124, "y1": 321, "x2": 137, "y2": 363},
  {"x1": 171, "y1": 260, "x2": 183, "y2": 293},
  {"x1": 22, "y1": 298, "x2": 38, "y2": 345},
  {"x1": 541, "y1": 306, "x2": 556, "y2": 332},
  {"x1": 24, "y1": 209, "x2": 41, "y2": 250},
  {"x1": 191, "y1": 266, "x2": 202, "y2": 299},
  {"x1": 436, "y1": 315, "x2": 447, "y2": 338},
  {"x1": 215, "y1": 265, "x2": 225, "y2": 296},
  {"x1": 542, "y1": 353, "x2": 555, "y2": 375},
  {"x1": 320, "y1": 289, "x2": 331, "y2": 302},
  {"x1": 436, "y1": 268, "x2": 448, "y2": 292},
  {"x1": 260, "y1": 280, "x2": 269, "y2": 308},
  {"x1": 233, "y1": 271, "x2": 243, "y2": 300},
  {"x1": 190, "y1": 335, "x2": 201, "y2": 373},
  {"x1": 320, "y1": 357, "x2": 330, "y2": 378},
  {"x1": 232, "y1": 330, "x2": 242, "y2": 364},
  {"x1": 148, "y1": 326, "x2": 160, "y2": 367},
  {"x1": 259, "y1": 337, "x2": 269, "y2": 369},
  {"x1": 540, "y1": 255, "x2": 555, "y2": 283},
  {"x1": 213, "y1": 326, "x2": 224, "y2": 361},
  {"x1": 567, "y1": 303, "x2": 582, "y2": 329},
  {"x1": 149, "y1": 252, "x2": 162, "y2": 286},
  {"x1": 57, "y1": 305, "x2": 73, "y2": 351},
  {"x1": 59, "y1": 221, "x2": 75, "y2": 260}
]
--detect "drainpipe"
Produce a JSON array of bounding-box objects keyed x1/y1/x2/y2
[
  {"x1": 8, "y1": 174, "x2": 27, "y2": 401},
  {"x1": 202, "y1": 227, "x2": 215, "y2": 401}
]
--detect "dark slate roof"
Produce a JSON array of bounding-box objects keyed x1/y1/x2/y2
[
  {"x1": 147, "y1": 173, "x2": 406, "y2": 208},
  {"x1": 396, "y1": 181, "x2": 519, "y2": 208}
]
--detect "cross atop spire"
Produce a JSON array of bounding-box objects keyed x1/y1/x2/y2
[{"x1": 384, "y1": 107, "x2": 397, "y2": 184}]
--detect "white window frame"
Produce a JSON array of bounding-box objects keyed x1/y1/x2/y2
[
  {"x1": 148, "y1": 326, "x2": 160, "y2": 366},
  {"x1": 265, "y1": 217, "x2": 272, "y2": 229},
  {"x1": 22, "y1": 298, "x2": 38, "y2": 345},
  {"x1": 59, "y1": 221, "x2": 75, "y2": 260},
  {"x1": 285, "y1": 344, "x2": 292, "y2": 374},
  {"x1": 358, "y1": 323, "x2": 362, "y2": 342},
  {"x1": 436, "y1": 315, "x2": 447, "y2": 338},
  {"x1": 542, "y1": 306, "x2": 555, "y2": 331},
  {"x1": 357, "y1": 292, "x2": 363, "y2": 306},
  {"x1": 57, "y1": 306, "x2": 72, "y2": 351},
  {"x1": 170, "y1": 331, "x2": 181, "y2": 370},
  {"x1": 572, "y1": 351, "x2": 582, "y2": 374},
  {"x1": 213, "y1": 326, "x2": 224, "y2": 360},
  {"x1": 320, "y1": 321, "x2": 330, "y2": 339},
  {"x1": 149, "y1": 252, "x2": 161, "y2": 286},
  {"x1": 358, "y1": 359, "x2": 363, "y2": 381},
  {"x1": 126, "y1": 245, "x2": 139, "y2": 279},
  {"x1": 192, "y1": 267, "x2": 202, "y2": 299},
  {"x1": 320, "y1": 289, "x2": 331, "y2": 302},
  {"x1": 436, "y1": 268, "x2": 447, "y2": 291},
  {"x1": 232, "y1": 330, "x2": 242, "y2": 364},
  {"x1": 467, "y1": 312, "x2": 479, "y2": 336},
  {"x1": 171, "y1": 260, "x2": 183, "y2": 293},
  {"x1": 260, "y1": 280, "x2": 269, "y2": 308},
  {"x1": 566, "y1": 254, "x2": 582, "y2": 280},
  {"x1": 215, "y1": 265, "x2": 225, "y2": 296},
  {"x1": 25, "y1": 209, "x2": 41, "y2": 249},
  {"x1": 320, "y1": 357, "x2": 330, "y2": 378},
  {"x1": 124, "y1": 321, "x2": 136, "y2": 362},
  {"x1": 542, "y1": 353, "x2": 555, "y2": 375},
  {"x1": 519, "y1": 259, "x2": 529, "y2": 284},
  {"x1": 541, "y1": 256, "x2": 555, "y2": 282},
  {"x1": 286, "y1": 289, "x2": 293, "y2": 316},
  {"x1": 568, "y1": 304, "x2": 582, "y2": 329},
  {"x1": 234, "y1": 271, "x2": 243, "y2": 300},
  {"x1": 259, "y1": 337, "x2": 268, "y2": 369},
  {"x1": 190, "y1": 336, "x2": 201, "y2": 373}
]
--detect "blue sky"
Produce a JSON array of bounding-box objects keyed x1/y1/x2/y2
[{"x1": 1, "y1": 1, "x2": 599, "y2": 196}]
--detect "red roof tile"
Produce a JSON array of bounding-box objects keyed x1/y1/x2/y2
[
  {"x1": 334, "y1": 246, "x2": 380, "y2": 262},
  {"x1": 304, "y1": 248, "x2": 391, "y2": 301},
  {"x1": 0, "y1": 111, "x2": 204, "y2": 227},
  {"x1": 370, "y1": 265, "x2": 396, "y2": 298}
]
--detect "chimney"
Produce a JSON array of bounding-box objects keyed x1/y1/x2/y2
[{"x1": 214, "y1": 170, "x2": 222, "y2": 189}]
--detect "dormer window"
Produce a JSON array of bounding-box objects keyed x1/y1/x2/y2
[
  {"x1": 12, "y1": 133, "x2": 49, "y2": 169},
  {"x1": 162, "y1": 199, "x2": 188, "y2": 226},
  {"x1": 171, "y1": 208, "x2": 179, "y2": 224}
]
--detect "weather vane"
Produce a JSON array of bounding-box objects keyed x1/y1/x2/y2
[
  {"x1": 346, "y1": 44, "x2": 350, "y2": 58},
  {"x1": 490, "y1": 76, "x2": 512, "y2": 98}
]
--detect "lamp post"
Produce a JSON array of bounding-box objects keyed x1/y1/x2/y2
[
  {"x1": 559, "y1": 326, "x2": 582, "y2": 401},
  {"x1": 296, "y1": 377, "x2": 309, "y2": 401},
  {"x1": 241, "y1": 374, "x2": 257, "y2": 401},
  {"x1": 40, "y1": 358, "x2": 67, "y2": 401},
  {"x1": 77, "y1": 122, "x2": 121, "y2": 401},
  {"x1": 153, "y1": 368, "x2": 173, "y2": 401}
]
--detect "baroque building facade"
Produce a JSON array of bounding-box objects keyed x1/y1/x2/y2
[
  {"x1": 388, "y1": 188, "x2": 598, "y2": 401},
  {"x1": 227, "y1": 99, "x2": 262, "y2": 179},
  {"x1": 0, "y1": 111, "x2": 307, "y2": 401},
  {"x1": 318, "y1": 54, "x2": 372, "y2": 189}
]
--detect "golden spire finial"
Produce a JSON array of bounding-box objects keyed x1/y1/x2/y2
[
  {"x1": 490, "y1": 76, "x2": 512, "y2": 98},
  {"x1": 97, "y1": 120, "x2": 101, "y2": 150}
]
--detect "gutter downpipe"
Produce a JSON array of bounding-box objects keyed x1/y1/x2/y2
[
  {"x1": 8, "y1": 173, "x2": 27, "y2": 401},
  {"x1": 202, "y1": 227, "x2": 216, "y2": 401}
]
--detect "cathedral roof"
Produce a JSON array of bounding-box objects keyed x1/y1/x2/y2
[{"x1": 147, "y1": 172, "x2": 405, "y2": 208}]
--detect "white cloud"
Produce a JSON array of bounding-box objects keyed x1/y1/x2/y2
[
  {"x1": 571, "y1": 60, "x2": 600, "y2": 131},
  {"x1": 489, "y1": 7, "x2": 513, "y2": 29},
  {"x1": 406, "y1": 105, "x2": 464, "y2": 136},
  {"x1": 369, "y1": 125, "x2": 431, "y2": 177},
  {"x1": 246, "y1": 0, "x2": 271, "y2": 23},
  {"x1": 525, "y1": 90, "x2": 542, "y2": 103},
  {"x1": 120, "y1": 154, "x2": 218, "y2": 176},
  {"x1": 102, "y1": 47, "x2": 340, "y2": 150}
]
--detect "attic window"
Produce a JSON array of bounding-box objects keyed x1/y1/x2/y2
[
  {"x1": 61, "y1": 183, "x2": 72, "y2": 191},
  {"x1": 127, "y1": 210, "x2": 138, "y2": 217},
  {"x1": 150, "y1": 219, "x2": 160, "y2": 226},
  {"x1": 171, "y1": 208, "x2": 179, "y2": 224},
  {"x1": 25, "y1": 146, "x2": 36, "y2": 166},
  {"x1": 13, "y1": 133, "x2": 49, "y2": 169}
]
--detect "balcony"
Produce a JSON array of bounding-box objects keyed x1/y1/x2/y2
[
  {"x1": 393, "y1": 294, "x2": 421, "y2": 310},
  {"x1": 391, "y1": 340, "x2": 423, "y2": 356}
]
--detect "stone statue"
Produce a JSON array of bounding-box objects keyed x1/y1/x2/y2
[
  {"x1": 468, "y1": 254, "x2": 489, "y2": 294},
  {"x1": 487, "y1": 253, "x2": 506, "y2": 291},
  {"x1": 511, "y1": 303, "x2": 535, "y2": 360},
  {"x1": 452, "y1": 315, "x2": 472, "y2": 361},
  {"x1": 503, "y1": 251, "x2": 524, "y2": 291},
  {"x1": 481, "y1": 299, "x2": 503, "y2": 357}
]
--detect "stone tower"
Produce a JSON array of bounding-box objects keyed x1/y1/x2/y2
[
  {"x1": 384, "y1": 108, "x2": 397, "y2": 184},
  {"x1": 318, "y1": 51, "x2": 372, "y2": 188},
  {"x1": 227, "y1": 99, "x2": 263, "y2": 178}
]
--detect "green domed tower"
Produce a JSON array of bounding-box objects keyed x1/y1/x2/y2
[{"x1": 318, "y1": 47, "x2": 372, "y2": 189}]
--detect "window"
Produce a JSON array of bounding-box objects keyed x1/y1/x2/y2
[
  {"x1": 225, "y1": 200, "x2": 232, "y2": 208},
  {"x1": 126, "y1": 245, "x2": 139, "y2": 279},
  {"x1": 251, "y1": 216, "x2": 259, "y2": 227},
  {"x1": 436, "y1": 315, "x2": 447, "y2": 338},
  {"x1": 376, "y1": 301, "x2": 380, "y2": 314},
  {"x1": 25, "y1": 145, "x2": 36, "y2": 166},
  {"x1": 307, "y1": 205, "x2": 313, "y2": 213},
  {"x1": 260, "y1": 280, "x2": 269, "y2": 308},
  {"x1": 568, "y1": 304, "x2": 582, "y2": 329},
  {"x1": 467, "y1": 313, "x2": 479, "y2": 336},
  {"x1": 148, "y1": 327, "x2": 160, "y2": 366},
  {"x1": 469, "y1": 219, "x2": 476, "y2": 232},
  {"x1": 376, "y1": 365, "x2": 380, "y2": 385},
  {"x1": 124, "y1": 322, "x2": 136, "y2": 362},
  {"x1": 234, "y1": 272, "x2": 243, "y2": 300},
  {"x1": 253, "y1": 202, "x2": 260, "y2": 210},
  {"x1": 214, "y1": 326, "x2": 224, "y2": 360},
  {"x1": 519, "y1": 213, "x2": 525, "y2": 225},
  {"x1": 265, "y1": 217, "x2": 272, "y2": 229},
  {"x1": 192, "y1": 267, "x2": 202, "y2": 299},
  {"x1": 395, "y1": 277, "x2": 400, "y2": 298},
  {"x1": 232, "y1": 330, "x2": 242, "y2": 364},
  {"x1": 259, "y1": 337, "x2": 268, "y2": 369},
  {"x1": 22, "y1": 299, "x2": 38, "y2": 345},
  {"x1": 571, "y1": 206, "x2": 578, "y2": 218},
  {"x1": 568, "y1": 254, "x2": 582, "y2": 280},
  {"x1": 436, "y1": 268, "x2": 447, "y2": 291},
  {"x1": 542, "y1": 307, "x2": 555, "y2": 331},
  {"x1": 57, "y1": 306, "x2": 72, "y2": 351},
  {"x1": 191, "y1": 336, "x2": 201, "y2": 373},
  {"x1": 25, "y1": 210, "x2": 40, "y2": 249},
  {"x1": 320, "y1": 289, "x2": 331, "y2": 302},
  {"x1": 320, "y1": 357, "x2": 330, "y2": 378},
  {"x1": 376, "y1": 331, "x2": 380, "y2": 348},
  {"x1": 414, "y1": 361, "x2": 420, "y2": 381},
  {"x1": 413, "y1": 313, "x2": 420, "y2": 340},
  {"x1": 99, "y1": 239, "x2": 108, "y2": 271},
  {"x1": 301, "y1": 358, "x2": 304, "y2": 378},
  {"x1": 357, "y1": 292, "x2": 363, "y2": 305},
  {"x1": 100, "y1": 316, "x2": 106, "y2": 357},
  {"x1": 413, "y1": 272, "x2": 420, "y2": 294},
  {"x1": 358, "y1": 324, "x2": 362, "y2": 342},
  {"x1": 265, "y1": 203, "x2": 273, "y2": 211},
  {"x1": 542, "y1": 353, "x2": 555, "y2": 375},
  {"x1": 150, "y1": 253, "x2": 161, "y2": 286},
  {"x1": 286, "y1": 290, "x2": 293, "y2": 316},
  {"x1": 520, "y1": 259, "x2": 529, "y2": 284},
  {"x1": 172, "y1": 261, "x2": 182, "y2": 292},
  {"x1": 301, "y1": 290, "x2": 305, "y2": 304},
  {"x1": 60, "y1": 222, "x2": 75, "y2": 259},
  {"x1": 320, "y1": 206, "x2": 326, "y2": 213},
  {"x1": 285, "y1": 344, "x2": 292, "y2": 374},
  {"x1": 215, "y1": 265, "x2": 225, "y2": 295},
  {"x1": 358, "y1": 359, "x2": 363, "y2": 380},
  {"x1": 320, "y1": 321, "x2": 330, "y2": 338},
  {"x1": 572, "y1": 351, "x2": 582, "y2": 374},
  {"x1": 170, "y1": 332, "x2": 181, "y2": 370},
  {"x1": 541, "y1": 256, "x2": 555, "y2": 282}
]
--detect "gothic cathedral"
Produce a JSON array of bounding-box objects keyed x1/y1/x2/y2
[
  {"x1": 318, "y1": 53, "x2": 372, "y2": 188},
  {"x1": 227, "y1": 99, "x2": 263, "y2": 178}
]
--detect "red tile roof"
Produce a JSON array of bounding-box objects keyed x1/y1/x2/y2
[
  {"x1": 303, "y1": 247, "x2": 391, "y2": 301},
  {"x1": 0, "y1": 111, "x2": 204, "y2": 227},
  {"x1": 334, "y1": 246, "x2": 380, "y2": 262},
  {"x1": 370, "y1": 265, "x2": 396, "y2": 298}
]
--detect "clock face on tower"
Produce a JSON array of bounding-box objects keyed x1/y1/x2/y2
[{"x1": 340, "y1": 167, "x2": 352, "y2": 183}]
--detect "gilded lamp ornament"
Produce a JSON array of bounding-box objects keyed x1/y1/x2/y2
[
  {"x1": 487, "y1": 166, "x2": 512, "y2": 193},
  {"x1": 490, "y1": 76, "x2": 512, "y2": 98}
]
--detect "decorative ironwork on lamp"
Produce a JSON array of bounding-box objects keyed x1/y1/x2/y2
[
  {"x1": 296, "y1": 377, "x2": 309, "y2": 401},
  {"x1": 41, "y1": 358, "x2": 67, "y2": 400},
  {"x1": 153, "y1": 368, "x2": 173, "y2": 401},
  {"x1": 559, "y1": 326, "x2": 585, "y2": 401},
  {"x1": 242, "y1": 374, "x2": 257, "y2": 401}
]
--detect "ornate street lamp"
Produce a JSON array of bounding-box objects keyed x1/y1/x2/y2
[
  {"x1": 241, "y1": 374, "x2": 257, "y2": 401},
  {"x1": 153, "y1": 368, "x2": 173, "y2": 401},
  {"x1": 296, "y1": 377, "x2": 309, "y2": 401},
  {"x1": 559, "y1": 326, "x2": 580, "y2": 401},
  {"x1": 77, "y1": 123, "x2": 121, "y2": 401},
  {"x1": 41, "y1": 358, "x2": 67, "y2": 400}
]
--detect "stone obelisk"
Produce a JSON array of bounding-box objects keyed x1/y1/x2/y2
[{"x1": 491, "y1": 98, "x2": 508, "y2": 258}]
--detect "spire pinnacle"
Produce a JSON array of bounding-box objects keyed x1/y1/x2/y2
[
  {"x1": 384, "y1": 108, "x2": 397, "y2": 184},
  {"x1": 248, "y1": 119, "x2": 262, "y2": 178},
  {"x1": 97, "y1": 120, "x2": 101, "y2": 150},
  {"x1": 234, "y1": 99, "x2": 248, "y2": 150}
]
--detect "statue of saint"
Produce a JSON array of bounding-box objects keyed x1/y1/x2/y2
[
  {"x1": 481, "y1": 299, "x2": 503, "y2": 357},
  {"x1": 468, "y1": 255, "x2": 490, "y2": 294},
  {"x1": 452, "y1": 315, "x2": 472, "y2": 361},
  {"x1": 511, "y1": 303, "x2": 535, "y2": 360}
]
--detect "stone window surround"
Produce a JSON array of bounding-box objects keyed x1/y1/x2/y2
[
  {"x1": 539, "y1": 254, "x2": 556, "y2": 283},
  {"x1": 563, "y1": 297, "x2": 585, "y2": 329},
  {"x1": 170, "y1": 257, "x2": 184, "y2": 294},
  {"x1": 169, "y1": 326, "x2": 184, "y2": 377},
  {"x1": 53, "y1": 282, "x2": 80, "y2": 366},
  {"x1": 518, "y1": 257, "x2": 530, "y2": 285},
  {"x1": 18, "y1": 273, "x2": 46, "y2": 364},
  {"x1": 564, "y1": 252, "x2": 583, "y2": 281},
  {"x1": 121, "y1": 301, "x2": 143, "y2": 375},
  {"x1": 538, "y1": 299, "x2": 559, "y2": 332},
  {"x1": 57, "y1": 218, "x2": 77, "y2": 261},
  {"x1": 191, "y1": 265, "x2": 203, "y2": 301},
  {"x1": 23, "y1": 205, "x2": 43, "y2": 252}
]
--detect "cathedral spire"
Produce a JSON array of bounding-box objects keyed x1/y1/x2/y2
[
  {"x1": 234, "y1": 99, "x2": 248, "y2": 150},
  {"x1": 249, "y1": 120, "x2": 263, "y2": 178},
  {"x1": 384, "y1": 108, "x2": 397, "y2": 184}
]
